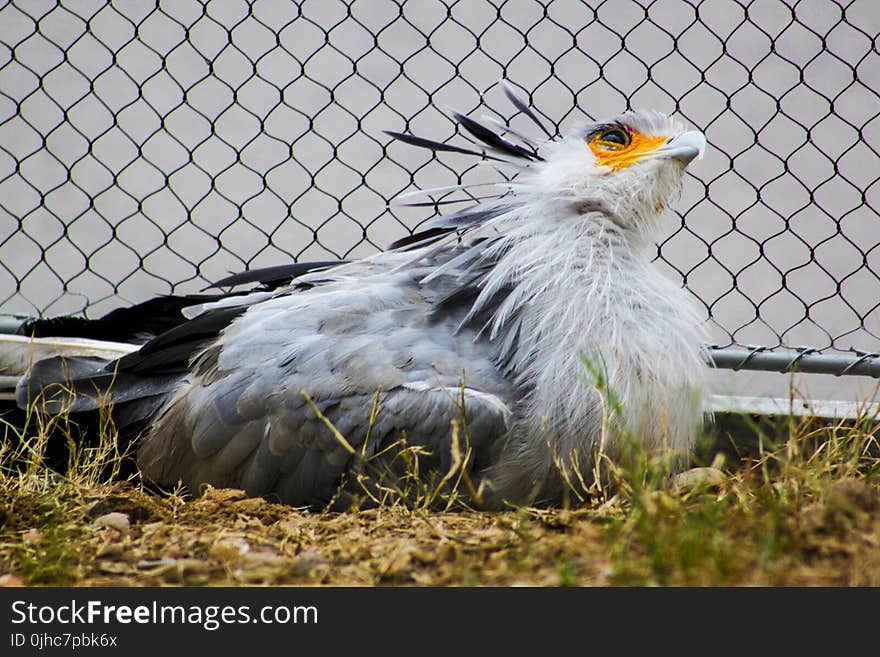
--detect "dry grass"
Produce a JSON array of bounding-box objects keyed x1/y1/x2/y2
[{"x1": 1, "y1": 395, "x2": 879, "y2": 587}]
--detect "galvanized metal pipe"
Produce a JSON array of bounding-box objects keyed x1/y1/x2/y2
[{"x1": 707, "y1": 347, "x2": 880, "y2": 378}]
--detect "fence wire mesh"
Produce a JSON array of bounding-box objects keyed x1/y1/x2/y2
[{"x1": 1, "y1": 0, "x2": 879, "y2": 376}]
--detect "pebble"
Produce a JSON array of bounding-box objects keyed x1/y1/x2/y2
[
  {"x1": 92, "y1": 512, "x2": 131, "y2": 532},
  {"x1": 670, "y1": 467, "x2": 726, "y2": 490}
]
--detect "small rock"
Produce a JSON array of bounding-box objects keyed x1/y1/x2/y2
[
  {"x1": 234, "y1": 497, "x2": 267, "y2": 512},
  {"x1": 22, "y1": 528, "x2": 41, "y2": 545},
  {"x1": 0, "y1": 574, "x2": 24, "y2": 587},
  {"x1": 671, "y1": 467, "x2": 725, "y2": 490},
  {"x1": 210, "y1": 537, "x2": 250, "y2": 564},
  {"x1": 92, "y1": 512, "x2": 130, "y2": 532}
]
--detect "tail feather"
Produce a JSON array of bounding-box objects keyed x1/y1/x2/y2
[
  {"x1": 16, "y1": 295, "x2": 219, "y2": 345},
  {"x1": 5, "y1": 261, "x2": 343, "y2": 470},
  {"x1": 16, "y1": 354, "x2": 180, "y2": 418}
]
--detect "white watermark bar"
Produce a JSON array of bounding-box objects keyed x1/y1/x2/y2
[{"x1": 707, "y1": 347, "x2": 880, "y2": 378}]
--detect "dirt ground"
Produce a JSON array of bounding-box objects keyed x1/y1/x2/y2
[
  {"x1": 0, "y1": 408, "x2": 878, "y2": 587},
  {"x1": 2, "y1": 451, "x2": 879, "y2": 587}
]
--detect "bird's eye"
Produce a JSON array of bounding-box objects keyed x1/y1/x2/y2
[{"x1": 594, "y1": 128, "x2": 631, "y2": 150}]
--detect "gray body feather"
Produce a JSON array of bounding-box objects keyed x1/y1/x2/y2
[
  {"x1": 16, "y1": 92, "x2": 710, "y2": 508},
  {"x1": 137, "y1": 247, "x2": 518, "y2": 507}
]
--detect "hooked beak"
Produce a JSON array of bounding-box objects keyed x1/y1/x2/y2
[{"x1": 656, "y1": 131, "x2": 706, "y2": 166}]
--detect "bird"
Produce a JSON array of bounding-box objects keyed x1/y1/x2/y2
[{"x1": 11, "y1": 83, "x2": 709, "y2": 509}]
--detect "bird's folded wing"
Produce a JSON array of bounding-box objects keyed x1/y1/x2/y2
[
  {"x1": 138, "y1": 377, "x2": 512, "y2": 506},
  {"x1": 136, "y1": 268, "x2": 515, "y2": 505}
]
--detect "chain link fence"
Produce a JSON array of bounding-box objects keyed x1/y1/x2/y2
[{"x1": 1, "y1": 0, "x2": 879, "y2": 389}]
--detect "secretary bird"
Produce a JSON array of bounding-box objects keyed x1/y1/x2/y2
[{"x1": 12, "y1": 84, "x2": 709, "y2": 508}]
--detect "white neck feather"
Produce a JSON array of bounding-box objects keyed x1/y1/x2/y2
[{"x1": 475, "y1": 200, "x2": 708, "y2": 490}]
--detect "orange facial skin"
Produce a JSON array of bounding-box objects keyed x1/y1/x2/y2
[{"x1": 588, "y1": 127, "x2": 669, "y2": 171}]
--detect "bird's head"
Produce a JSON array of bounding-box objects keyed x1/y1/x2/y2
[
  {"x1": 535, "y1": 110, "x2": 705, "y2": 237},
  {"x1": 384, "y1": 91, "x2": 706, "y2": 252}
]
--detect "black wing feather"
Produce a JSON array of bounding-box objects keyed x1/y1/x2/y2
[
  {"x1": 451, "y1": 111, "x2": 542, "y2": 161},
  {"x1": 116, "y1": 305, "x2": 250, "y2": 375},
  {"x1": 502, "y1": 81, "x2": 554, "y2": 139},
  {"x1": 383, "y1": 130, "x2": 506, "y2": 162},
  {"x1": 207, "y1": 261, "x2": 345, "y2": 291},
  {"x1": 17, "y1": 294, "x2": 222, "y2": 344}
]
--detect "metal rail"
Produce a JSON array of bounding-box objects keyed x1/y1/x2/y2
[{"x1": 706, "y1": 347, "x2": 880, "y2": 378}]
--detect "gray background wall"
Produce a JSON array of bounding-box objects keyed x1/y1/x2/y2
[{"x1": 2, "y1": 0, "x2": 879, "y2": 401}]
